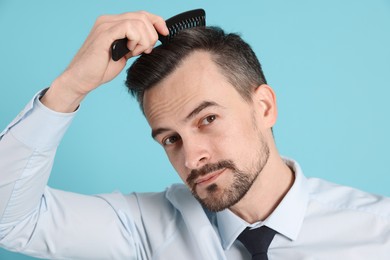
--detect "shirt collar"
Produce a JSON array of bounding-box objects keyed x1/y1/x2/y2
[{"x1": 216, "y1": 157, "x2": 309, "y2": 250}]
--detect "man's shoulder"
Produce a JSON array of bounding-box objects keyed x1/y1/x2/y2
[{"x1": 306, "y1": 177, "x2": 390, "y2": 219}]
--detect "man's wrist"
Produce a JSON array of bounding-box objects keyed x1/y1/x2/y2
[{"x1": 41, "y1": 75, "x2": 87, "y2": 113}]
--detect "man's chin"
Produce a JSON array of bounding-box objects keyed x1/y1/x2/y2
[{"x1": 192, "y1": 186, "x2": 237, "y2": 212}]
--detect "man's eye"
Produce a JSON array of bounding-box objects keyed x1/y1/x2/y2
[
  {"x1": 200, "y1": 115, "x2": 216, "y2": 126},
  {"x1": 162, "y1": 135, "x2": 181, "y2": 146}
]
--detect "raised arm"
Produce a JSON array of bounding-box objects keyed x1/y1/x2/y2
[{"x1": 0, "y1": 11, "x2": 168, "y2": 259}]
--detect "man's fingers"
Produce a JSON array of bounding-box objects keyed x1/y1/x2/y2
[
  {"x1": 94, "y1": 11, "x2": 167, "y2": 59},
  {"x1": 123, "y1": 20, "x2": 157, "y2": 53},
  {"x1": 131, "y1": 44, "x2": 151, "y2": 57},
  {"x1": 137, "y1": 11, "x2": 169, "y2": 36}
]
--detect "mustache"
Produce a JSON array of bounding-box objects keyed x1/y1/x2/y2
[{"x1": 186, "y1": 160, "x2": 237, "y2": 187}]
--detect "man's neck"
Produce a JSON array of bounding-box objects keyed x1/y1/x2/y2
[{"x1": 229, "y1": 155, "x2": 294, "y2": 223}]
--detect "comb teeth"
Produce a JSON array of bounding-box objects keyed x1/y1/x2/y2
[
  {"x1": 161, "y1": 11, "x2": 206, "y2": 44},
  {"x1": 170, "y1": 17, "x2": 206, "y2": 36},
  {"x1": 111, "y1": 9, "x2": 206, "y2": 61}
]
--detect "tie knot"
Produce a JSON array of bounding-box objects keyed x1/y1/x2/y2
[{"x1": 237, "y1": 226, "x2": 277, "y2": 260}]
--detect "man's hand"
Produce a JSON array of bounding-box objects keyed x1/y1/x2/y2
[{"x1": 41, "y1": 11, "x2": 168, "y2": 113}]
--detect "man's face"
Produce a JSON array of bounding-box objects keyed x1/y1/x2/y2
[{"x1": 143, "y1": 51, "x2": 270, "y2": 212}]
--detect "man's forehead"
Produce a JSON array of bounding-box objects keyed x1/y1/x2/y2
[{"x1": 143, "y1": 51, "x2": 222, "y2": 116}]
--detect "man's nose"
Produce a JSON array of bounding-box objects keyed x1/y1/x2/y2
[{"x1": 183, "y1": 136, "x2": 210, "y2": 170}]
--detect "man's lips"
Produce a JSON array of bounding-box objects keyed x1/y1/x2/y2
[{"x1": 194, "y1": 168, "x2": 226, "y2": 186}]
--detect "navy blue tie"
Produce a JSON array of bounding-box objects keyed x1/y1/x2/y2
[{"x1": 237, "y1": 226, "x2": 277, "y2": 260}]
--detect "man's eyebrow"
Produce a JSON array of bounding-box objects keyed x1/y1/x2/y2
[
  {"x1": 185, "y1": 101, "x2": 220, "y2": 121},
  {"x1": 151, "y1": 101, "x2": 221, "y2": 140},
  {"x1": 151, "y1": 127, "x2": 170, "y2": 140}
]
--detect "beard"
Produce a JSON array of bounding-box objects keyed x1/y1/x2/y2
[{"x1": 186, "y1": 133, "x2": 270, "y2": 212}]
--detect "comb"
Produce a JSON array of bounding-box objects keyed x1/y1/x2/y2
[{"x1": 111, "y1": 9, "x2": 206, "y2": 61}]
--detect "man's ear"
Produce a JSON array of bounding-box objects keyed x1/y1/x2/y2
[{"x1": 253, "y1": 84, "x2": 278, "y2": 128}]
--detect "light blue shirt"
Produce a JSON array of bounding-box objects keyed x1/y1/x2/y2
[{"x1": 1, "y1": 90, "x2": 390, "y2": 259}]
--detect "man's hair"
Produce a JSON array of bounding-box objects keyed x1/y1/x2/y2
[{"x1": 126, "y1": 26, "x2": 267, "y2": 111}]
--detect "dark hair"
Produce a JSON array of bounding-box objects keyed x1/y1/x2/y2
[{"x1": 126, "y1": 26, "x2": 267, "y2": 111}]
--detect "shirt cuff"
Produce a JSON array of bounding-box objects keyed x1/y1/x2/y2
[{"x1": 1, "y1": 88, "x2": 77, "y2": 150}]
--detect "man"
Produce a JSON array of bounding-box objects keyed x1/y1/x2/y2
[{"x1": 0, "y1": 11, "x2": 389, "y2": 260}]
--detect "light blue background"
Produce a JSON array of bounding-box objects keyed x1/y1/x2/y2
[{"x1": 1, "y1": 0, "x2": 389, "y2": 259}]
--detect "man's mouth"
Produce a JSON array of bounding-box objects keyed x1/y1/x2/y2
[{"x1": 194, "y1": 168, "x2": 226, "y2": 187}]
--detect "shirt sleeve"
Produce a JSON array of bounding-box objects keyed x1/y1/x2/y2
[{"x1": 0, "y1": 89, "x2": 138, "y2": 259}]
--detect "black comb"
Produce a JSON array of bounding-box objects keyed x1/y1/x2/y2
[{"x1": 111, "y1": 9, "x2": 206, "y2": 61}]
